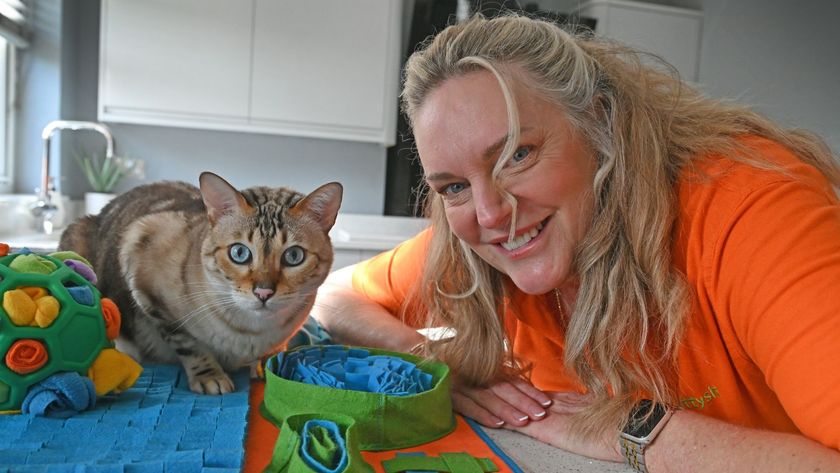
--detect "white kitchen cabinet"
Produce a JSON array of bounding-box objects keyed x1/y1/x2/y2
[
  {"x1": 98, "y1": 0, "x2": 252, "y2": 123},
  {"x1": 98, "y1": 0, "x2": 402, "y2": 146},
  {"x1": 250, "y1": 0, "x2": 402, "y2": 144},
  {"x1": 574, "y1": 0, "x2": 703, "y2": 82}
]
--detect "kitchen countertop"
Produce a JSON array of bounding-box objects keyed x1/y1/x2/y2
[
  {"x1": 330, "y1": 213, "x2": 428, "y2": 251},
  {"x1": 1, "y1": 212, "x2": 429, "y2": 253}
]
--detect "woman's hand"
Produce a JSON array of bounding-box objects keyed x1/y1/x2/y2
[
  {"x1": 451, "y1": 375, "x2": 553, "y2": 428},
  {"x1": 510, "y1": 391, "x2": 623, "y2": 462}
]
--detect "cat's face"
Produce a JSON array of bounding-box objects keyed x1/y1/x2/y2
[{"x1": 199, "y1": 173, "x2": 342, "y2": 317}]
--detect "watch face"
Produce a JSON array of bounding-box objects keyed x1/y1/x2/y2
[{"x1": 624, "y1": 400, "x2": 668, "y2": 439}]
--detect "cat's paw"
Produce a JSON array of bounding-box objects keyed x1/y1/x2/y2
[{"x1": 187, "y1": 368, "x2": 235, "y2": 395}]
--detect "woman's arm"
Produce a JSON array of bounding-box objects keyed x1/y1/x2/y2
[
  {"x1": 646, "y1": 410, "x2": 840, "y2": 472},
  {"x1": 512, "y1": 398, "x2": 840, "y2": 470},
  {"x1": 310, "y1": 264, "x2": 424, "y2": 352}
]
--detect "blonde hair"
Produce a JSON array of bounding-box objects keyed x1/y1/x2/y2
[{"x1": 402, "y1": 13, "x2": 840, "y2": 438}]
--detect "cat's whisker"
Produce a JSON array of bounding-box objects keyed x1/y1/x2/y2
[
  {"x1": 310, "y1": 299, "x2": 351, "y2": 314},
  {"x1": 170, "y1": 299, "x2": 240, "y2": 332},
  {"x1": 175, "y1": 291, "x2": 234, "y2": 302}
]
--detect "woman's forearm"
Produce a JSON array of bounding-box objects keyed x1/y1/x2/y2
[
  {"x1": 311, "y1": 264, "x2": 424, "y2": 352},
  {"x1": 646, "y1": 410, "x2": 840, "y2": 472}
]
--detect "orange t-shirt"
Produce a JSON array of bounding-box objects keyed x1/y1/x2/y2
[{"x1": 352, "y1": 137, "x2": 840, "y2": 450}]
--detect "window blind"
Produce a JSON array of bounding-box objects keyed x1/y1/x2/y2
[{"x1": 0, "y1": 0, "x2": 28, "y2": 48}]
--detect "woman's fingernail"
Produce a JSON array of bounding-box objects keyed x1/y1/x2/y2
[
  {"x1": 516, "y1": 415, "x2": 529, "y2": 422},
  {"x1": 494, "y1": 419, "x2": 505, "y2": 427},
  {"x1": 532, "y1": 411, "x2": 546, "y2": 418},
  {"x1": 541, "y1": 399, "x2": 553, "y2": 407}
]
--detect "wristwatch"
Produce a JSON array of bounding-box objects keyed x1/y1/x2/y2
[{"x1": 619, "y1": 400, "x2": 674, "y2": 473}]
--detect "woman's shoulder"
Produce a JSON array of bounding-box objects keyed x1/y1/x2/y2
[
  {"x1": 673, "y1": 135, "x2": 840, "y2": 270},
  {"x1": 680, "y1": 136, "x2": 832, "y2": 192}
]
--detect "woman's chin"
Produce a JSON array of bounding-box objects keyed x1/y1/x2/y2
[{"x1": 507, "y1": 275, "x2": 557, "y2": 295}]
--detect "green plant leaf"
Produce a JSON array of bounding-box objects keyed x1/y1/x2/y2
[{"x1": 76, "y1": 153, "x2": 130, "y2": 192}]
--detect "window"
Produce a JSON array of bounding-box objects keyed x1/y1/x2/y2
[
  {"x1": 0, "y1": 37, "x2": 11, "y2": 193},
  {"x1": 0, "y1": 0, "x2": 29, "y2": 193}
]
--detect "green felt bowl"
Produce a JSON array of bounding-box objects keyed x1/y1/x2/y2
[{"x1": 261, "y1": 345, "x2": 456, "y2": 451}]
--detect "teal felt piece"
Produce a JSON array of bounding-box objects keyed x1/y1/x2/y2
[
  {"x1": 274, "y1": 345, "x2": 433, "y2": 395},
  {"x1": 301, "y1": 420, "x2": 346, "y2": 472},
  {"x1": 261, "y1": 345, "x2": 455, "y2": 451},
  {"x1": 266, "y1": 412, "x2": 373, "y2": 473}
]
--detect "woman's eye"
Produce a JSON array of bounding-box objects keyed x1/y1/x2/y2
[
  {"x1": 228, "y1": 243, "x2": 252, "y2": 264},
  {"x1": 443, "y1": 182, "x2": 467, "y2": 195},
  {"x1": 282, "y1": 245, "x2": 306, "y2": 266},
  {"x1": 511, "y1": 146, "x2": 531, "y2": 163}
]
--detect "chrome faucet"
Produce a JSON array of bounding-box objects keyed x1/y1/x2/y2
[{"x1": 32, "y1": 120, "x2": 115, "y2": 234}]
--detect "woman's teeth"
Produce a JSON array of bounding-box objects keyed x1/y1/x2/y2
[{"x1": 501, "y1": 222, "x2": 544, "y2": 251}]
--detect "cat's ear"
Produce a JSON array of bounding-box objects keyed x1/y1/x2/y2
[
  {"x1": 199, "y1": 172, "x2": 251, "y2": 224},
  {"x1": 293, "y1": 182, "x2": 343, "y2": 232}
]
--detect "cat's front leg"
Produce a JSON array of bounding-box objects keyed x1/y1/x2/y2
[
  {"x1": 164, "y1": 329, "x2": 235, "y2": 394},
  {"x1": 179, "y1": 350, "x2": 235, "y2": 395},
  {"x1": 146, "y1": 316, "x2": 235, "y2": 394}
]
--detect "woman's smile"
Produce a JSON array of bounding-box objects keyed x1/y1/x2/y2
[{"x1": 494, "y1": 217, "x2": 548, "y2": 256}]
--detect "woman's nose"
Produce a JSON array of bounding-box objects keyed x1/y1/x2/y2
[{"x1": 474, "y1": 182, "x2": 511, "y2": 229}]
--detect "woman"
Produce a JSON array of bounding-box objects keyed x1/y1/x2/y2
[{"x1": 312, "y1": 14, "x2": 840, "y2": 471}]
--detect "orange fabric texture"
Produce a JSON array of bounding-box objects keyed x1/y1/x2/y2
[
  {"x1": 243, "y1": 381, "x2": 517, "y2": 473},
  {"x1": 100, "y1": 297, "x2": 122, "y2": 340},
  {"x1": 5, "y1": 339, "x2": 49, "y2": 374},
  {"x1": 352, "y1": 137, "x2": 840, "y2": 450}
]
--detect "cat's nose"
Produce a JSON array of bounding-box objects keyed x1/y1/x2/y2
[{"x1": 253, "y1": 287, "x2": 275, "y2": 302}]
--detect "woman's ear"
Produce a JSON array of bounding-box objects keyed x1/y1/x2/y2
[{"x1": 199, "y1": 172, "x2": 251, "y2": 225}]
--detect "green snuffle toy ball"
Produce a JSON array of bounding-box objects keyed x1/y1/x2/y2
[{"x1": 0, "y1": 246, "x2": 141, "y2": 414}]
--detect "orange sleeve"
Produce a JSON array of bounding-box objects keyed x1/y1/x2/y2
[
  {"x1": 351, "y1": 228, "x2": 432, "y2": 328},
  {"x1": 712, "y1": 161, "x2": 840, "y2": 449}
]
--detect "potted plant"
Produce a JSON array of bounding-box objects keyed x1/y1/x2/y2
[{"x1": 76, "y1": 153, "x2": 145, "y2": 214}]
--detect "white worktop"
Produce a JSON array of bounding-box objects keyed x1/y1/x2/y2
[
  {"x1": 330, "y1": 213, "x2": 428, "y2": 251},
  {"x1": 0, "y1": 212, "x2": 428, "y2": 254}
]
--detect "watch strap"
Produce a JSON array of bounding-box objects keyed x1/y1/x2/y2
[{"x1": 619, "y1": 436, "x2": 649, "y2": 473}]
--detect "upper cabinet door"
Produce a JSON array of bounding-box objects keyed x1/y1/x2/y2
[
  {"x1": 575, "y1": 0, "x2": 703, "y2": 82},
  {"x1": 250, "y1": 0, "x2": 402, "y2": 145},
  {"x1": 99, "y1": 0, "x2": 253, "y2": 123},
  {"x1": 98, "y1": 0, "x2": 403, "y2": 146}
]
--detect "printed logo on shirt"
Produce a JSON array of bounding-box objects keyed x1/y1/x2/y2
[{"x1": 680, "y1": 385, "x2": 719, "y2": 410}]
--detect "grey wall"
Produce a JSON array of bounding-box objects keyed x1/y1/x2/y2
[
  {"x1": 539, "y1": 0, "x2": 703, "y2": 10},
  {"x1": 14, "y1": 0, "x2": 388, "y2": 214},
  {"x1": 539, "y1": 0, "x2": 838, "y2": 153},
  {"x1": 698, "y1": 0, "x2": 839, "y2": 153}
]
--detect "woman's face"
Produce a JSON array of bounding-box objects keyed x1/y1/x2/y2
[{"x1": 414, "y1": 70, "x2": 597, "y2": 295}]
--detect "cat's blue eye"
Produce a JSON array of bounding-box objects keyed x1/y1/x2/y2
[
  {"x1": 282, "y1": 246, "x2": 306, "y2": 266},
  {"x1": 228, "y1": 243, "x2": 252, "y2": 264}
]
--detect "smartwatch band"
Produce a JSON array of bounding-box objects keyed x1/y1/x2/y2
[
  {"x1": 619, "y1": 400, "x2": 674, "y2": 473},
  {"x1": 620, "y1": 436, "x2": 649, "y2": 473}
]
